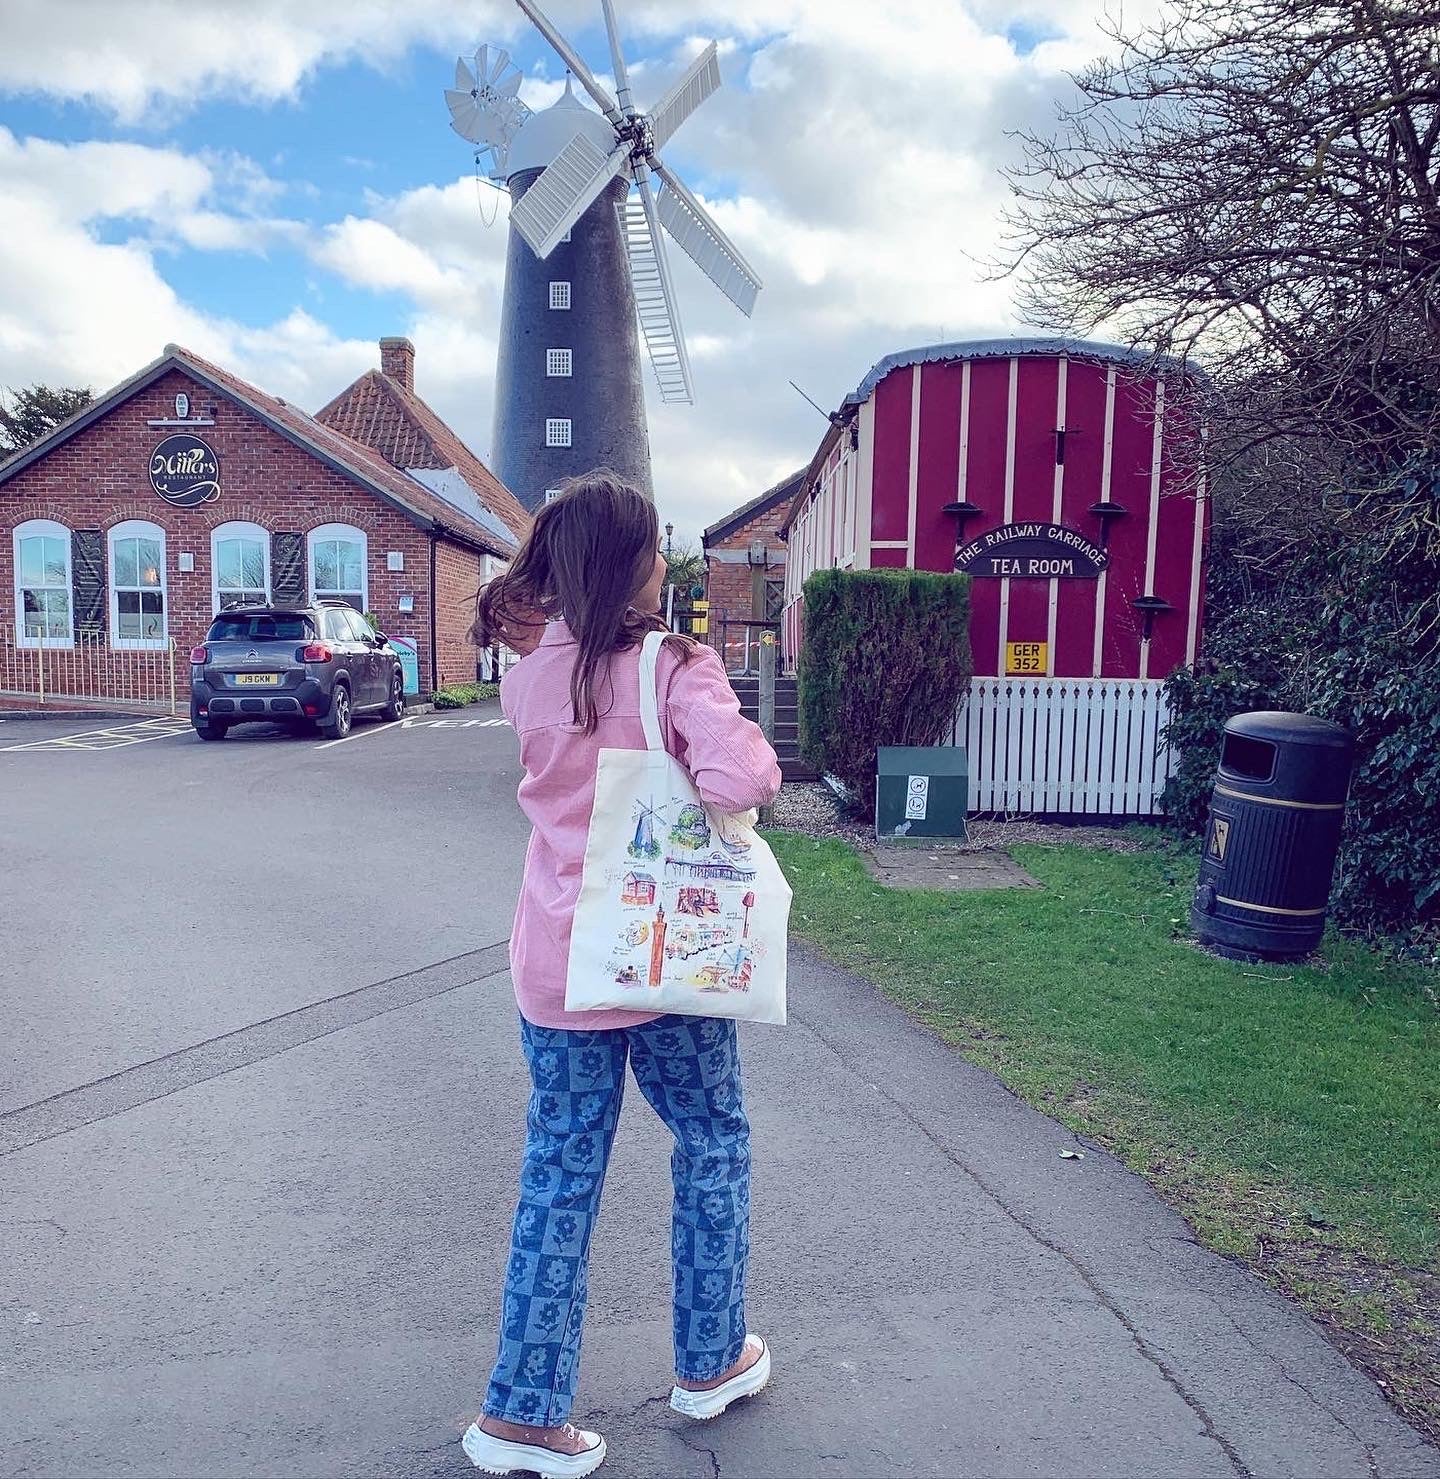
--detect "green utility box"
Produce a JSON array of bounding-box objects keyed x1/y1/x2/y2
[{"x1": 875, "y1": 746, "x2": 969, "y2": 843}]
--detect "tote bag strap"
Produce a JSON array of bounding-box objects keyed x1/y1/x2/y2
[{"x1": 637, "y1": 629, "x2": 667, "y2": 753}]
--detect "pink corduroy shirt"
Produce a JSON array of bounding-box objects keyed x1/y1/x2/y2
[{"x1": 501, "y1": 620, "x2": 783, "y2": 1030}]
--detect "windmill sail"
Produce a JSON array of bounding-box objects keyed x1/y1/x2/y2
[
  {"x1": 648, "y1": 42, "x2": 721, "y2": 153},
  {"x1": 513, "y1": 0, "x2": 623, "y2": 123},
  {"x1": 620, "y1": 182, "x2": 693, "y2": 403},
  {"x1": 652, "y1": 162, "x2": 762, "y2": 317},
  {"x1": 509, "y1": 131, "x2": 631, "y2": 259}
]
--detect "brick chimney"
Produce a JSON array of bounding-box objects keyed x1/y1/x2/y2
[{"x1": 380, "y1": 336, "x2": 415, "y2": 393}]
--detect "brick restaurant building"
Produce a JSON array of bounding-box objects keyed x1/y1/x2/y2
[{"x1": 0, "y1": 338, "x2": 528, "y2": 705}]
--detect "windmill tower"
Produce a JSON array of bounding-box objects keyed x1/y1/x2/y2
[
  {"x1": 446, "y1": 0, "x2": 763, "y2": 511},
  {"x1": 628, "y1": 798, "x2": 663, "y2": 860}
]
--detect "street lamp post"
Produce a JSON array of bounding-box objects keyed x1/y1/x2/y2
[{"x1": 663, "y1": 522, "x2": 675, "y2": 628}]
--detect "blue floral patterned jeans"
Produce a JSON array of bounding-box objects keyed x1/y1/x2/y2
[{"x1": 483, "y1": 1013, "x2": 751, "y2": 1427}]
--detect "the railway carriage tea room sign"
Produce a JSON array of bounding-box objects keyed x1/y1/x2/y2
[
  {"x1": 955, "y1": 521, "x2": 1108, "y2": 579},
  {"x1": 149, "y1": 433, "x2": 221, "y2": 508}
]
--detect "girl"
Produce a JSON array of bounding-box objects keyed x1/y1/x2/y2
[{"x1": 461, "y1": 471, "x2": 782, "y2": 1479}]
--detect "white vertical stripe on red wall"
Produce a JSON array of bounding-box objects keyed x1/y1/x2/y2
[
  {"x1": 1139, "y1": 380, "x2": 1164, "y2": 681},
  {"x1": 828, "y1": 453, "x2": 839, "y2": 566},
  {"x1": 823, "y1": 459, "x2": 831, "y2": 569},
  {"x1": 856, "y1": 396, "x2": 875, "y2": 569},
  {"x1": 956, "y1": 359, "x2": 972, "y2": 542},
  {"x1": 997, "y1": 356, "x2": 1019, "y2": 676},
  {"x1": 842, "y1": 451, "x2": 854, "y2": 564},
  {"x1": 1185, "y1": 462, "x2": 1207, "y2": 665},
  {"x1": 906, "y1": 363, "x2": 921, "y2": 566},
  {"x1": 1091, "y1": 367, "x2": 1117, "y2": 678},
  {"x1": 1045, "y1": 358, "x2": 1068, "y2": 675},
  {"x1": 957, "y1": 362, "x2": 972, "y2": 498}
]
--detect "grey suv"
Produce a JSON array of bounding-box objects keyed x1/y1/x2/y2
[{"x1": 189, "y1": 602, "x2": 405, "y2": 741}]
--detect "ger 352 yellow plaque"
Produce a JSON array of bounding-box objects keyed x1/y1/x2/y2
[{"x1": 1005, "y1": 641, "x2": 1047, "y2": 675}]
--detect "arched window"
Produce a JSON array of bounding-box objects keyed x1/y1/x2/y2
[
  {"x1": 13, "y1": 518, "x2": 73, "y2": 648},
  {"x1": 108, "y1": 520, "x2": 167, "y2": 648},
  {"x1": 307, "y1": 524, "x2": 367, "y2": 612},
  {"x1": 211, "y1": 522, "x2": 270, "y2": 612}
]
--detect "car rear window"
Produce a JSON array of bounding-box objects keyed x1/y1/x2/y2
[{"x1": 207, "y1": 613, "x2": 315, "y2": 641}]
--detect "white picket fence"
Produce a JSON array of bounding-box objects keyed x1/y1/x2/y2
[{"x1": 946, "y1": 677, "x2": 1176, "y2": 816}]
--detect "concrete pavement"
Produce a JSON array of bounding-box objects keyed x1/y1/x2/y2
[{"x1": 1, "y1": 710, "x2": 1435, "y2": 1477}]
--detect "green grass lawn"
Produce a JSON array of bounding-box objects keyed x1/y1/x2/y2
[{"x1": 768, "y1": 830, "x2": 1439, "y2": 1428}]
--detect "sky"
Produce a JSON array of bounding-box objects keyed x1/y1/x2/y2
[{"x1": 0, "y1": 0, "x2": 1148, "y2": 544}]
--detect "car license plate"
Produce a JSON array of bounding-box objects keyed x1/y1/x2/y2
[{"x1": 235, "y1": 674, "x2": 281, "y2": 686}]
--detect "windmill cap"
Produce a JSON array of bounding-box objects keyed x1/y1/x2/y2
[{"x1": 506, "y1": 77, "x2": 617, "y2": 180}]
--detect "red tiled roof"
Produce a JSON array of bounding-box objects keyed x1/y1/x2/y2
[
  {"x1": 165, "y1": 347, "x2": 518, "y2": 557},
  {"x1": 316, "y1": 370, "x2": 530, "y2": 541},
  {"x1": 0, "y1": 343, "x2": 523, "y2": 559}
]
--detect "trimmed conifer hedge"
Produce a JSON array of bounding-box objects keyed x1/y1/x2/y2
[{"x1": 798, "y1": 569, "x2": 972, "y2": 815}]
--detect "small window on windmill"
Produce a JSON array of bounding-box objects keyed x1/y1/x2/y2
[
  {"x1": 545, "y1": 418, "x2": 572, "y2": 448},
  {"x1": 547, "y1": 349, "x2": 572, "y2": 377},
  {"x1": 549, "y1": 281, "x2": 571, "y2": 310}
]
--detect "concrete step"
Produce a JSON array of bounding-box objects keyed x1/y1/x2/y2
[
  {"x1": 738, "y1": 710, "x2": 797, "y2": 742},
  {"x1": 729, "y1": 684, "x2": 797, "y2": 699},
  {"x1": 730, "y1": 678, "x2": 797, "y2": 693}
]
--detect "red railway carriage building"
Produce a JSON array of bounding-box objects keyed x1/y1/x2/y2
[{"x1": 780, "y1": 339, "x2": 1210, "y2": 817}]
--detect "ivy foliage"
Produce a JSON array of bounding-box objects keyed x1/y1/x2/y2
[
  {"x1": 1163, "y1": 469, "x2": 1440, "y2": 946},
  {"x1": 798, "y1": 569, "x2": 972, "y2": 817}
]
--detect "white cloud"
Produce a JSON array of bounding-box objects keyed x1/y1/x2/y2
[
  {"x1": 0, "y1": 0, "x2": 517, "y2": 123},
  {"x1": 311, "y1": 217, "x2": 468, "y2": 304},
  {"x1": 0, "y1": 127, "x2": 372, "y2": 412}
]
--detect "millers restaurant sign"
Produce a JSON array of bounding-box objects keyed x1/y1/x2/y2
[
  {"x1": 149, "y1": 433, "x2": 221, "y2": 508},
  {"x1": 955, "y1": 522, "x2": 1108, "y2": 578}
]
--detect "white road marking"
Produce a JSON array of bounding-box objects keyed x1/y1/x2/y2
[
  {"x1": 399, "y1": 716, "x2": 509, "y2": 730},
  {"x1": 315, "y1": 719, "x2": 405, "y2": 750},
  {"x1": 2, "y1": 716, "x2": 193, "y2": 753}
]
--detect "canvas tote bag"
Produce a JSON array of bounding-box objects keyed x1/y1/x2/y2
[{"x1": 563, "y1": 630, "x2": 790, "y2": 1025}]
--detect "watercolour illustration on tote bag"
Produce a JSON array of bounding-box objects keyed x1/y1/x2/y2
[{"x1": 601, "y1": 798, "x2": 771, "y2": 996}]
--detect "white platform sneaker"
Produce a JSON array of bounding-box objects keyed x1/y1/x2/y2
[
  {"x1": 669, "y1": 1335, "x2": 771, "y2": 1421},
  {"x1": 461, "y1": 1420, "x2": 606, "y2": 1478}
]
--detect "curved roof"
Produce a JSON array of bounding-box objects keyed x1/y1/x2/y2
[
  {"x1": 506, "y1": 78, "x2": 618, "y2": 179},
  {"x1": 842, "y1": 336, "x2": 1205, "y2": 409}
]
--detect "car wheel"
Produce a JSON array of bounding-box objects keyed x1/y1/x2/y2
[
  {"x1": 195, "y1": 721, "x2": 228, "y2": 741},
  {"x1": 382, "y1": 668, "x2": 404, "y2": 722},
  {"x1": 320, "y1": 683, "x2": 352, "y2": 739}
]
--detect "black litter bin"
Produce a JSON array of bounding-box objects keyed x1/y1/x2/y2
[{"x1": 1191, "y1": 711, "x2": 1355, "y2": 960}]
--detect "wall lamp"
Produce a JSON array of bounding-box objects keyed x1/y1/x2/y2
[
  {"x1": 1088, "y1": 500, "x2": 1128, "y2": 548},
  {"x1": 941, "y1": 500, "x2": 985, "y2": 543},
  {"x1": 1131, "y1": 593, "x2": 1173, "y2": 641}
]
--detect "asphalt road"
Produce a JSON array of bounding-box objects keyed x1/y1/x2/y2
[{"x1": 1, "y1": 708, "x2": 1435, "y2": 1478}]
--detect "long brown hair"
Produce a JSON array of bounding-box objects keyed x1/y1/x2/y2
[{"x1": 473, "y1": 468, "x2": 694, "y2": 732}]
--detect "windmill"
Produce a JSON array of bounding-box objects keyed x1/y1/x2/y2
[
  {"x1": 446, "y1": 44, "x2": 531, "y2": 181},
  {"x1": 627, "y1": 797, "x2": 665, "y2": 860},
  {"x1": 446, "y1": 0, "x2": 763, "y2": 510}
]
